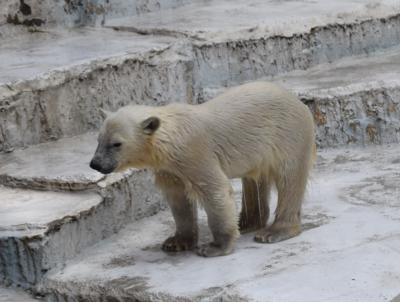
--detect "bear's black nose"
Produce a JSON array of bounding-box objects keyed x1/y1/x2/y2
[{"x1": 89, "y1": 159, "x2": 102, "y2": 172}]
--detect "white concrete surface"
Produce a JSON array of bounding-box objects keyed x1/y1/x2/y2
[
  {"x1": 0, "y1": 27, "x2": 191, "y2": 152},
  {"x1": 0, "y1": 27, "x2": 174, "y2": 85},
  {"x1": 43, "y1": 144, "x2": 400, "y2": 302},
  {"x1": 273, "y1": 45, "x2": 400, "y2": 96},
  {"x1": 0, "y1": 133, "x2": 103, "y2": 190},
  {"x1": 0, "y1": 0, "x2": 193, "y2": 31},
  {"x1": 0, "y1": 186, "x2": 101, "y2": 237}
]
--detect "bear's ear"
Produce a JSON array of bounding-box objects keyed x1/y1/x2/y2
[
  {"x1": 99, "y1": 108, "x2": 113, "y2": 120},
  {"x1": 141, "y1": 116, "x2": 160, "y2": 135}
]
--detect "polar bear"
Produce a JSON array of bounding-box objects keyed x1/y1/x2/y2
[{"x1": 90, "y1": 82, "x2": 315, "y2": 257}]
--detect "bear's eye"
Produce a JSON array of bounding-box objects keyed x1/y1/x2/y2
[{"x1": 112, "y1": 142, "x2": 122, "y2": 148}]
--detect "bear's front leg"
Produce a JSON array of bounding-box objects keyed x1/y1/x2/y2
[
  {"x1": 155, "y1": 172, "x2": 198, "y2": 252},
  {"x1": 196, "y1": 173, "x2": 240, "y2": 257}
]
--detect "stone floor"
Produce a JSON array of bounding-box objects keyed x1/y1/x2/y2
[{"x1": 41, "y1": 144, "x2": 400, "y2": 302}]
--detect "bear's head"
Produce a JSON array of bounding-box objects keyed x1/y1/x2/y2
[{"x1": 90, "y1": 106, "x2": 160, "y2": 174}]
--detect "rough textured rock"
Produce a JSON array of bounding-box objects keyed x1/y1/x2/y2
[
  {"x1": 0, "y1": 28, "x2": 193, "y2": 152},
  {"x1": 0, "y1": 133, "x2": 164, "y2": 288},
  {"x1": 40, "y1": 144, "x2": 400, "y2": 302},
  {"x1": 302, "y1": 84, "x2": 400, "y2": 147}
]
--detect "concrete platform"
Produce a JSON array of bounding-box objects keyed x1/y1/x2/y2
[
  {"x1": 278, "y1": 46, "x2": 400, "y2": 147},
  {"x1": 2, "y1": 4, "x2": 400, "y2": 152},
  {"x1": 107, "y1": 0, "x2": 400, "y2": 41},
  {"x1": 0, "y1": 28, "x2": 173, "y2": 85},
  {"x1": 1, "y1": 0, "x2": 192, "y2": 30},
  {"x1": 0, "y1": 27, "x2": 192, "y2": 152},
  {"x1": 41, "y1": 144, "x2": 400, "y2": 302},
  {"x1": 0, "y1": 133, "x2": 163, "y2": 288},
  {"x1": 108, "y1": 0, "x2": 400, "y2": 98},
  {"x1": 200, "y1": 45, "x2": 400, "y2": 148},
  {"x1": 0, "y1": 185, "x2": 101, "y2": 287},
  {"x1": 0, "y1": 133, "x2": 103, "y2": 191}
]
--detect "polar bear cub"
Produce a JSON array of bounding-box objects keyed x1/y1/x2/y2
[{"x1": 90, "y1": 82, "x2": 315, "y2": 257}]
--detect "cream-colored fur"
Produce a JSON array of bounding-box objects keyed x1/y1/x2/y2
[{"x1": 91, "y1": 81, "x2": 315, "y2": 257}]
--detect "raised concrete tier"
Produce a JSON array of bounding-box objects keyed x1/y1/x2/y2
[
  {"x1": 108, "y1": 0, "x2": 400, "y2": 41},
  {"x1": 0, "y1": 27, "x2": 192, "y2": 152},
  {"x1": 108, "y1": 0, "x2": 400, "y2": 98},
  {"x1": 0, "y1": 185, "x2": 101, "y2": 287},
  {"x1": 41, "y1": 144, "x2": 400, "y2": 302},
  {"x1": 0, "y1": 133, "x2": 103, "y2": 191},
  {"x1": 0, "y1": 133, "x2": 163, "y2": 288},
  {"x1": 280, "y1": 46, "x2": 400, "y2": 148},
  {"x1": 3, "y1": 2, "x2": 400, "y2": 153},
  {"x1": 1, "y1": 0, "x2": 192, "y2": 30},
  {"x1": 2, "y1": 4, "x2": 400, "y2": 152},
  {"x1": 198, "y1": 45, "x2": 400, "y2": 148}
]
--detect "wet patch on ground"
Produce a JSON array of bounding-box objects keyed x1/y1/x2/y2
[
  {"x1": 103, "y1": 255, "x2": 136, "y2": 269},
  {"x1": 105, "y1": 276, "x2": 150, "y2": 294},
  {"x1": 342, "y1": 173, "x2": 400, "y2": 208},
  {"x1": 302, "y1": 212, "x2": 334, "y2": 231}
]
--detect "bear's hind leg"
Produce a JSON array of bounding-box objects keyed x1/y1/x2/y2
[
  {"x1": 155, "y1": 172, "x2": 198, "y2": 252},
  {"x1": 255, "y1": 161, "x2": 309, "y2": 244},
  {"x1": 239, "y1": 175, "x2": 270, "y2": 233}
]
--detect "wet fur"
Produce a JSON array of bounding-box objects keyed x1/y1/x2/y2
[{"x1": 92, "y1": 82, "x2": 315, "y2": 257}]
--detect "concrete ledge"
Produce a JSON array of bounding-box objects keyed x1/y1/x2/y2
[
  {"x1": 0, "y1": 0, "x2": 192, "y2": 30},
  {"x1": 107, "y1": 0, "x2": 400, "y2": 100},
  {"x1": 198, "y1": 46, "x2": 400, "y2": 147},
  {"x1": 40, "y1": 144, "x2": 400, "y2": 302},
  {"x1": 0, "y1": 28, "x2": 193, "y2": 152},
  {"x1": 0, "y1": 133, "x2": 164, "y2": 288},
  {"x1": 0, "y1": 133, "x2": 103, "y2": 191}
]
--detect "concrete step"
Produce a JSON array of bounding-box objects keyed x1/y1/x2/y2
[
  {"x1": 280, "y1": 46, "x2": 400, "y2": 148},
  {"x1": 0, "y1": 133, "x2": 163, "y2": 288},
  {"x1": 40, "y1": 143, "x2": 400, "y2": 302},
  {"x1": 0, "y1": 27, "x2": 192, "y2": 152},
  {"x1": 1, "y1": 0, "x2": 192, "y2": 31},
  {"x1": 107, "y1": 0, "x2": 400, "y2": 101},
  {"x1": 198, "y1": 45, "x2": 400, "y2": 148},
  {"x1": 3, "y1": 1, "x2": 400, "y2": 152}
]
